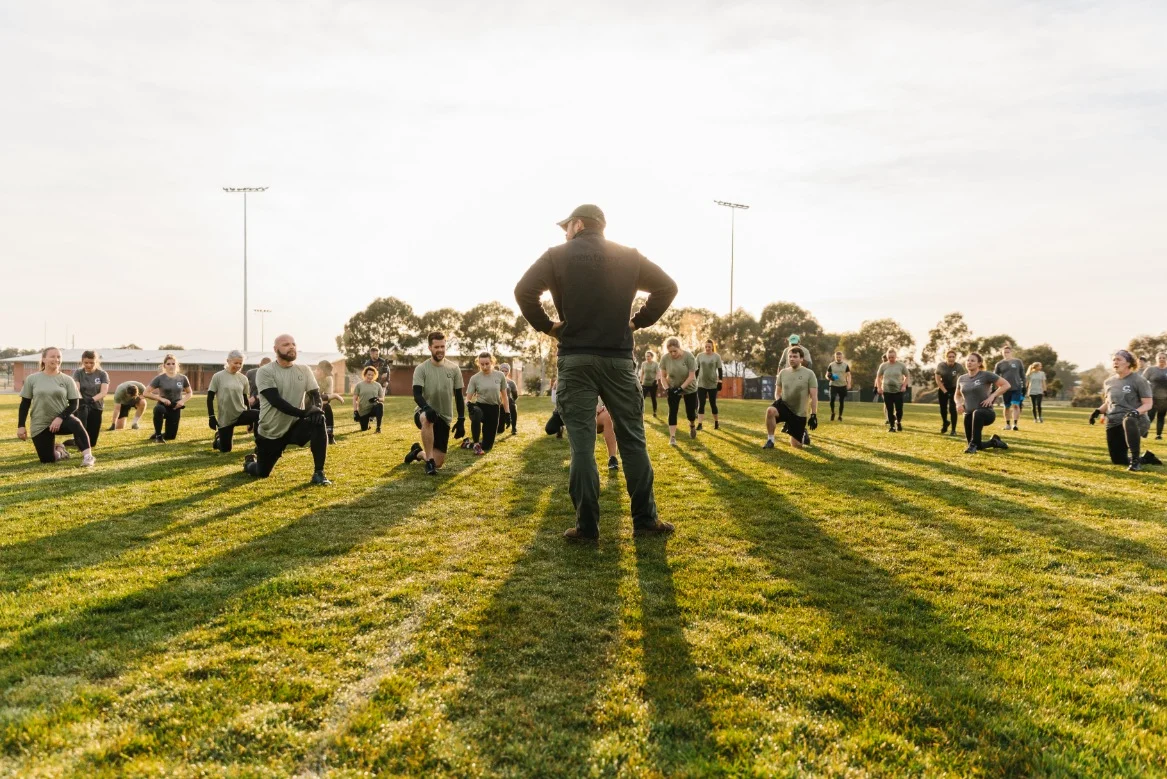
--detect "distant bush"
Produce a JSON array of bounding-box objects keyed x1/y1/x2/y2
[{"x1": 1071, "y1": 394, "x2": 1102, "y2": 408}]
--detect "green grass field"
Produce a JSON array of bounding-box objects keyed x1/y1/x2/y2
[{"x1": 1, "y1": 393, "x2": 1165, "y2": 777}]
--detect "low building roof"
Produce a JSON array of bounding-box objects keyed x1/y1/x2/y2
[{"x1": 0, "y1": 349, "x2": 345, "y2": 367}]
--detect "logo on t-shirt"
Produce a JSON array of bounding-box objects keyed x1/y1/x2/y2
[
  {"x1": 176, "y1": 380, "x2": 183, "y2": 388},
  {"x1": 1123, "y1": 384, "x2": 1132, "y2": 394}
]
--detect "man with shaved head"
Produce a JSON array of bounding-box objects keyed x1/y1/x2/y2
[{"x1": 244, "y1": 334, "x2": 332, "y2": 486}]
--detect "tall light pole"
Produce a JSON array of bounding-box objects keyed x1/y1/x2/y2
[
  {"x1": 223, "y1": 187, "x2": 268, "y2": 351},
  {"x1": 253, "y1": 308, "x2": 272, "y2": 351},
  {"x1": 714, "y1": 200, "x2": 749, "y2": 317}
]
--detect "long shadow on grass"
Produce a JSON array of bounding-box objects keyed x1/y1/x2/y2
[
  {"x1": 0, "y1": 452, "x2": 482, "y2": 700},
  {"x1": 633, "y1": 537, "x2": 720, "y2": 773},
  {"x1": 671, "y1": 443, "x2": 1055, "y2": 775},
  {"x1": 713, "y1": 421, "x2": 1167, "y2": 575},
  {"x1": 444, "y1": 437, "x2": 633, "y2": 777}
]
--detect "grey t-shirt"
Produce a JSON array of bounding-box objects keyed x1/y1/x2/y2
[
  {"x1": 1142, "y1": 366, "x2": 1167, "y2": 401},
  {"x1": 1027, "y1": 371, "x2": 1046, "y2": 396},
  {"x1": 149, "y1": 373, "x2": 191, "y2": 405},
  {"x1": 779, "y1": 345, "x2": 812, "y2": 370},
  {"x1": 958, "y1": 371, "x2": 1001, "y2": 411},
  {"x1": 935, "y1": 362, "x2": 965, "y2": 391},
  {"x1": 1103, "y1": 372, "x2": 1152, "y2": 427},
  {"x1": 826, "y1": 361, "x2": 850, "y2": 388},
  {"x1": 73, "y1": 368, "x2": 110, "y2": 410},
  {"x1": 994, "y1": 358, "x2": 1025, "y2": 391},
  {"x1": 777, "y1": 366, "x2": 817, "y2": 418}
]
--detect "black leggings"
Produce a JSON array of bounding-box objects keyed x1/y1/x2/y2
[
  {"x1": 667, "y1": 391, "x2": 698, "y2": 426},
  {"x1": 937, "y1": 389, "x2": 956, "y2": 428},
  {"x1": 471, "y1": 403, "x2": 501, "y2": 451},
  {"x1": 358, "y1": 403, "x2": 384, "y2": 431},
  {"x1": 1106, "y1": 418, "x2": 1146, "y2": 465},
  {"x1": 697, "y1": 387, "x2": 719, "y2": 415},
  {"x1": 323, "y1": 402, "x2": 334, "y2": 434},
  {"x1": 32, "y1": 417, "x2": 91, "y2": 463},
  {"x1": 642, "y1": 383, "x2": 657, "y2": 413},
  {"x1": 1150, "y1": 401, "x2": 1166, "y2": 437},
  {"x1": 829, "y1": 386, "x2": 848, "y2": 417},
  {"x1": 1031, "y1": 394, "x2": 1044, "y2": 420},
  {"x1": 508, "y1": 400, "x2": 517, "y2": 432},
  {"x1": 248, "y1": 416, "x2": 327, "y2": 477},
  {"x1": 217, "y1": 409, "x2": 260, "y2": 453},
  {"x1": 76, "y1": 404, "x2": 104, "y2": 448},
  {"x1": 963, "y1": 408, "x2": 996, "y2": 449},
  {"x1": 153, "y1": 404, "x2": 182, "y2": 439},
  {"x1": 883, "y1": 392, "x2": 904, "y2": 427}
]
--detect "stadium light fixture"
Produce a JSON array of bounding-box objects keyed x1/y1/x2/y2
[
  {"x1": 253, "y1": 308, "x2": 272, "y2": 351},
  {"x1": 223, "y1": 187, "x2": 269, "y2": 351},
  {"x1": 714, "y1": 200, "x2": 749, "y2": 317}
]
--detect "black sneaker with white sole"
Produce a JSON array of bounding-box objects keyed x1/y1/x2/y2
[
  {"x1": 311, "y1": 470, "x2": 333, "y2": 486},
  {"x1": 608, "y1": 455, "x2": 619, "y2": 472},
  {"x1": 425, "y1": 458, "x2": 437, "y2": 475}
]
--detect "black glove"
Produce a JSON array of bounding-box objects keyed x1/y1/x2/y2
[
  {"x1": 353, "y1": 410, "x2": 361, "y2": 422},
  {"x1": 808, "y1": 413, "x2": 818, "y2": 431},
  {"x1": 422, "y1": 406, "x2": 439, "y2": 424},
  {"x1": 208, "y1": 415, "x2": 218, "y2": 430},
  {"x1": 668, "y1": 386, "x2": 683, "y2": 398},
  {"x1": 305, "y1": 408, "x2": 325, "y2": 425},
  {"x1": 1089, "y1": 409, "x2": 1102, "y2": 425},
  {"x1": 1127, "y1": 410, "x2": 1143, "y2": 419},
  {"x1": 716, "y1": 381, "x2": 723, "y2": 391},
  {"x1": 453, "y1": 417, "x2": 466, "y2": 439},
  {"x1": 373, "y1": 397, "x2": 383, "y2": 405}
]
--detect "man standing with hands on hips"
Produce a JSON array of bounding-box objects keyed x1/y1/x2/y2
[{"x1": 515, "y1": 204, "x2": 678, "y2": 542}]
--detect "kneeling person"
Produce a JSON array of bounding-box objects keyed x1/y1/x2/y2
[
  {"x1": 764, "y1": 347, "x2": 818, "y2": 449},
  {"x1": 353, "y1": 366, "x2": 385, "y2": 432},
  {"x1": 404, "y1": 331, "x2": 466, "y2": 474},
  {"x1": 1093, "y1": 349, "x2": 1159, "y2": 472},
  {"x1": 464, "y1": 352, "x2": 509, "y2": 455},
  {"x1": 244, "y1": 334, "x2": 331, "y2": 485},
  {"x1": 208, "y1": 350, "x2": 258, "y2": 452},
  {"x1": 955, "y1": 352, "x2": 1010, "y2": 454}
]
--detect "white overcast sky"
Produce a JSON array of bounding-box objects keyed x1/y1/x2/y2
[{"x1": 2, "y1": 0, "x2": 1164, "y2": 367}]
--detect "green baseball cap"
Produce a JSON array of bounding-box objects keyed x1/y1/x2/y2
[
  {"x1": 557, "y1": 204, "x2": 606, "y2": 228},
  {"x1": 788, "y1": 334, "x2": 800, "y2": 344}
]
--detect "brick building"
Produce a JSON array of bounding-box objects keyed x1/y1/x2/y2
[{"x1": 1, "y1": 349, "x2": 348, "y2": 393}]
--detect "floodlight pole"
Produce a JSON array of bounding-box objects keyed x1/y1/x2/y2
[
  {"x1": 223, "y1": 187, "x2": 268, "y2": 351},
  {"x1": 254, "y1": 309, "x2": 272, "y2": 351},
  {"x1": 714, "y1": 200, "x2": 749, "y2": 317}
]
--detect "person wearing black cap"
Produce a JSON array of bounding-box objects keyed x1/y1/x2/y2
[
  {"x1": 1092, "y1": 349, "x2": 1160, "y2": 471},
  {"x1": 515, "y1": 204, "x2": 677, "y2": 541},
  {"x1": 363, "y1": 347, "x2": 391, "y2": 393}
]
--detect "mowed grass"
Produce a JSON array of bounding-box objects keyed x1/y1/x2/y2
[{"x1": 1, "y1": 392, "x2": 1166, "y2": 777}]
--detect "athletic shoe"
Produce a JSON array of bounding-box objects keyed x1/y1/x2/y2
[
  {"x1": 941, "y1": 423, "x2": 949, "y2": 434},
  {"x1": 887, "y1": 427, "x2": 896, "y2": 433},
  {"x1": 328, "y1": 433, "x2": 337, "y2": 446},
  {"x1": 1157, "y1": 435, "x2": 1163, "y2": 441},
  {"x1": 608, "y1": 455, "x2": 619, "y2": 472},
  {"x1": 375, "y1": 428, "x2": 381, "y2": 434},
  {"x1": 404, "y1": 442, "x2": 423, "y2": 464},
  {"x1": 964, "y1": 444, "x2": 978, "y2": 455},
  {"x1": 990, "y1": 435, "x2": 1008, "y2": 450},
  {"x1": 212, "y1": 433, "x2": 221, "y2": 451},
  {"x1": 1013, "y1": 424, "x2": 1019, "y2": 431},
  {"x1": 949, "y1": 428, "x2": 957, "y2": 436},
  {"x1": 1142, "y1": 451, "x2": 1162, "y2": 466},
  {"x1": 131, "y1": 421, "x2": 139, "y2": 430},
  {"x1": 633, "y1": 519, "x2": 675, "y2": 537},
  {"x1": 762, "y1": 439, "x2": 774, "y2": 449},
  {"x1": 81, "y1": 452, "x2": 96, "y2": 467},
  {"x1": 697, "y1": 422, "x2": 703, "y2": 431},
  {"x1": 838, "y1": 416, "x2": 843, "y2": 422},
  {"x1": 802, "y1": 432, "x2": 811, "y2": 446},
  {"x1": 473, "y1": 443, "x2": 485, "y2": 456},
  {"x1": 896, "y1": 422, "x2": 903, "y2": 432},
  {"x1": 564, "y1": 527, "x2": 598, "y2": 543},
  {"x1": 830, "y1": 413, "x2": 836, "y2": 421},
  {"x1": 425, "y1": 458, "x2": 437, "y2": 476},
  {"x1": 714, "y1": 421, "x2": 719, "y2": 430},
  {"x1": 311, "y1": 470, "x2": 333, "y2": 486},
  {"x1": 669, "y1": 437, "x2": 677, "y2": 446},
  {"x1": 1128, "y1": 460, "x2": 1142, "y2": 472},
  {"x1": 689, "y1": 425, "x2": 697, "y2": 439},
  {"x1": 1003, "y1": 424, "x2": 1012, "y2": 430},
  {"x1": 460, "y1": 439, "x2": 473, "y2": 450},
  {"x1": 107, "y1": 424, "x2": 116, "y2": 432},
  {"x1": 243, "y1": 453, "x2": 257, "y2": 474}
]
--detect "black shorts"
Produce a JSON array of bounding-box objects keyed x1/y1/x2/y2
[
  {"x1": 119, "y1": 402, "x2": 139, "y2": 418},
  {"x1": 829, "y1": 386, "x2": 847, "y2": 400},
  {"x1": 414, "y1": 409, "x2": 451, "y2": 453},
  {"x1": 772, "y1": 399, "x2": 807, "y2": 441}
]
